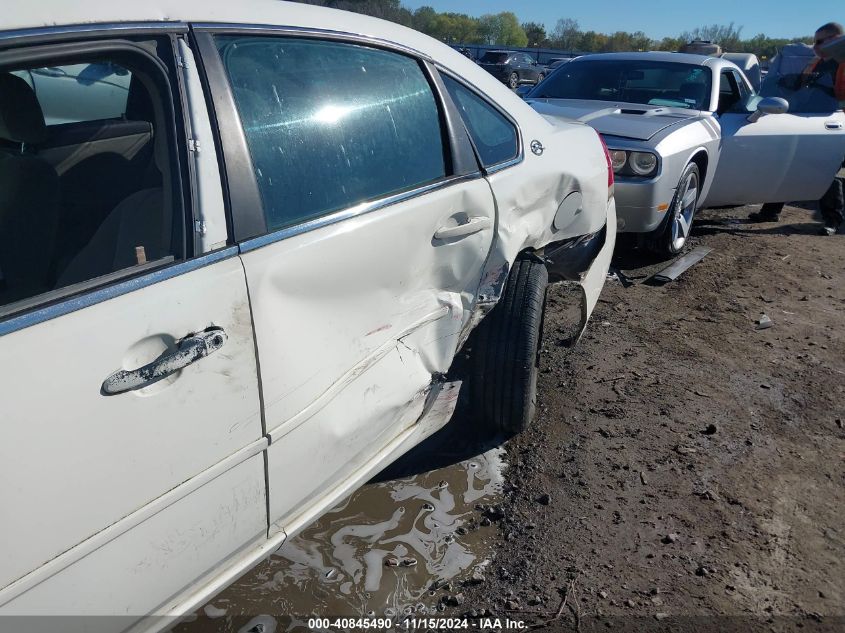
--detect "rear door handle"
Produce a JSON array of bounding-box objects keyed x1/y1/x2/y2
[
  {"x1": 825, "y1": 121, "x2": 843, "y2": 130},
  {"x1": 434, "y1": 216, "x2": 492, "y2": 240},
  {"x1": 102, "y1": 328, "x2": 227, "y2": 395}
]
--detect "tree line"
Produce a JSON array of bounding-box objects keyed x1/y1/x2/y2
[{"x1": 296, "y1": 0, "x2": 811, "y2": 60}]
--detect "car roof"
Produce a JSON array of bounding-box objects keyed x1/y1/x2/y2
[
  {"x1": 3, "y1": 0, "x2": 433, "y2": 55},
  {"x1": 572, "y1": 51, "x2": 714, "y2": 65},
  {"x1": 5, "y1": 0, "x2": 541, "y2": 124}
]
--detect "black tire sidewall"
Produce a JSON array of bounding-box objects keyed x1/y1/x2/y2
[{"x1": 470, "y1": 258, "x2": 548, "y2": 435}]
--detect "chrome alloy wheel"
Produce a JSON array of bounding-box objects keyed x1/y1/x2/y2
[{"x1": 670, "y1": 169, "x2": 699, "y2": 252}]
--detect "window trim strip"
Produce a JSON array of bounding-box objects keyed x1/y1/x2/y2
[
  {"x1": 0, "y1": 247, "x2": 238, "y2": 338},
  {"x1": 238, "y1": 173, "x2": 482, "y2": 254},
  {"x1": 0, "y1": 22, "x2": 189, "y2": 45},
  {"x1": 191, "y1": 23, "x2": 432, "y2": 62}
]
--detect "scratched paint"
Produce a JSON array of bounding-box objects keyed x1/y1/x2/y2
[{"x1": 176, "y1": 439, "x2": 506, "y2": 633}]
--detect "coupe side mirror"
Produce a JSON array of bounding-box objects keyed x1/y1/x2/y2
[{"x1": 747, "y1": 96, "x2": 789, "y2": 122}]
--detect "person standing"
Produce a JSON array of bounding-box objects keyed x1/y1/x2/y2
[{"x1": 748, "y1": 21, "x2": 845, "y2": 235}]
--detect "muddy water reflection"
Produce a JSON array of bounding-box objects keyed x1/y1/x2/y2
[{"x1": 179, "y1": 442, "x2": 505, "y2": 632}]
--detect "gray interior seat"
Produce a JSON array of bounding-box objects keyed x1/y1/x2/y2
[
  {"x1": 57, "y1": 187, "x2": 169, "y2": 287},
  {"x1": 56, "y1": 71, "x2": 172, "y2": 288},
  {"x1": 0, "y1": 73, "x2": 60, "y2": 305}
]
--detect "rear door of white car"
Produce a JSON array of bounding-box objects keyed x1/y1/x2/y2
[
  {"x1": 706, "y1": 68, "x2": 845, "y2": 206},
  {"x1": 0, "y1": 28, "x2": 266, "y2": 618},
  {"x1": 194, "y1": 28, "x2": 495, "y2": 534}
]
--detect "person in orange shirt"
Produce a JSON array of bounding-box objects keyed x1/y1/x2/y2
[{"x1": 749, "y1": 21, "x2": 844, "y2": 235}]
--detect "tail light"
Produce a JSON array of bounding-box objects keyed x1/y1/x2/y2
[{"x1": 597, "y1": 132, "x2": 614, "y2": 191}]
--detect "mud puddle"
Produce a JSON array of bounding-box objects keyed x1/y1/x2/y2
[{"x1": 175, "y1": 429, "x2": 507, "y2": 633}]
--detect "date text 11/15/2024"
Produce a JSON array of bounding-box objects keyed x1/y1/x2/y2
[{"x1": 306, "y1": 617, "x2": 528, "y2": 630}]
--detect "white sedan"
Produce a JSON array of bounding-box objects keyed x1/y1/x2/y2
[{"x1": 0, "y1": 0, "x2": 614, "y2": 628}]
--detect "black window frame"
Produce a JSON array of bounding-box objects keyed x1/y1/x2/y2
[
  {"x1": 717, "y1": 69, "x2": 744, "y2": 114},
  {"x1": 0, "y1": 27, "x2": 199, "y2": 324},
  {"x1": 192, "y1": 26, "x2": 479, "y2": 244}
]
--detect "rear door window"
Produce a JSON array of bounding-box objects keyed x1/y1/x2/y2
[
  {"x1": 441, "y1": 75, "x2": 519, "y2": 168},
  {"x1": 215, "y1": 36, "x2": 448, "y2": 232}
]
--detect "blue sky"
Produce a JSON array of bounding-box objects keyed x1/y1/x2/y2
[{"x1": 401, "y1": 0, "x2": 841, "y2": 40}]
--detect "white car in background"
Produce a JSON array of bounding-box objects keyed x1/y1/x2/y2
[{"x1": 0, "y1": 0, "x2": 614, "y2": 629}]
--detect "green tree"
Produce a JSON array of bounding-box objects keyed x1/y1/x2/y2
[
  {"x1": 447, "y1": 13, "x2": 482, "y2": 43},
  {"x1": 412, "y1": 6, "x2": 438, "y2": 35},
  {"x1": 478, "y1": 12, "x2": 528, "y2": 46},
  {"x1": 577, "y1": 30, "x2": 608, "y2": 52},
  {"x1": 551, "y1": 18, "x2": 581, "y2": 51},
  {"x1": 679, "y1": 22, "x2": 744, "y2": 51},
  {"x1": 498, "y1": 12, "x2": 528, "y2": 46},
  {"x1": 522, "y1": 21, "x2": 547, "y2": 47},
  {"x1": 657, "y1": 36, "x2": 683, "y2": 51},
  {"x1": 603, "y1": 31, "x2": 632, "y2": 52},
  {"x1": 477, "y1": 14, "x2": 498, "y2": 45},
  {"x1": 630, "y1": 31, "x2": 654, "y2": 52}
]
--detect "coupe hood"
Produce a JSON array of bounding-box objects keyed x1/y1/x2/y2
[{"x1": 528, "y1": 99, "x2": 698, "y2": 141}]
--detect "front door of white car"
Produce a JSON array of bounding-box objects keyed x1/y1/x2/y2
[
  {"x1": 705, "y1": 70, "x2": 845, "y2": 206},
  {"x1": 197, "y1": 31, "x2": 495, "y2": 534},
  {"x1": 0, "y1": 34, "x2": 267, "y2": 619}
]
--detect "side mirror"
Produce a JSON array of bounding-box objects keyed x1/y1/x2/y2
[
  {"x1": 515, "y1": 85, "x2": 533, "y2": 99},
  {"x1": 747, "y1": 96, "x2": 789, "y2": 122}
]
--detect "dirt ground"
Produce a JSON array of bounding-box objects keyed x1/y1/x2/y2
[{"x1": 440, "y1": 203, "x2": 845, "y2": 632}]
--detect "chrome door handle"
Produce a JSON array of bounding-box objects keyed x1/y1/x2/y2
[
  {"x1": 102, "y1": 328, "x2": 227, "y2": 395},
  {"x1": 825, "y1": 121, "x2": 843, "y2": 130},
  {"x1": 434, "y1": 216, "x2": 492, "y2": 240}
]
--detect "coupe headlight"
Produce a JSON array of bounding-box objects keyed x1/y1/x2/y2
[
  {"x1": 610, "y1": 150, "x2": 627, "y2": 172},
  {"x1": 629, "y1": 151, "x2": 658, "y2": 176}
]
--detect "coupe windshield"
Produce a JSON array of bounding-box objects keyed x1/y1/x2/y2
[
  {"x1": 533, "y1": 59, "x2": 712, "y2": 110},
  {"x1": 480, "y1": 52, "x2": 509, "y2": 64}
]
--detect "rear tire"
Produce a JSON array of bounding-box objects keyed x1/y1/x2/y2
[
  {"x1": 508, "y1": 72, "x2": 519, "y2": 90},
  {"x1": 470, "y1": 258, "x2": 548, "y2": 435}
]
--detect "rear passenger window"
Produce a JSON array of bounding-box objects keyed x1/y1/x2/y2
[
  {"x1": 0, "y1": 50, "x2": 183, "y2": 313},
  {"x1": 441, "y1": 75, "x2": 519, "y2": 168},
  {"x1": 215, "y1": 36, "x2": 447, "y2": 232}
]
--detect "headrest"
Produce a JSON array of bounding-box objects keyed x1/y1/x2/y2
[{"x1": 0, "y1": 73, "x2": 47, "y2": 144}]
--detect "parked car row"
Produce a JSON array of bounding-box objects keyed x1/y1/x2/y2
[
  {"x1": 0, "y1": 1, "x2": 614, "y2": 630},
  {"x1": 477, "y1": 50, "x2": 548, "y2": 89}
]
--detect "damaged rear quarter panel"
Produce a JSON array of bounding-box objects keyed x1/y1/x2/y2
[
  {"x1": 490, "y1": 118, "x2": 609, "y2": 263},
  {"x1": 468, "y1": 116, "x2": 611, "y2": 335}
]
